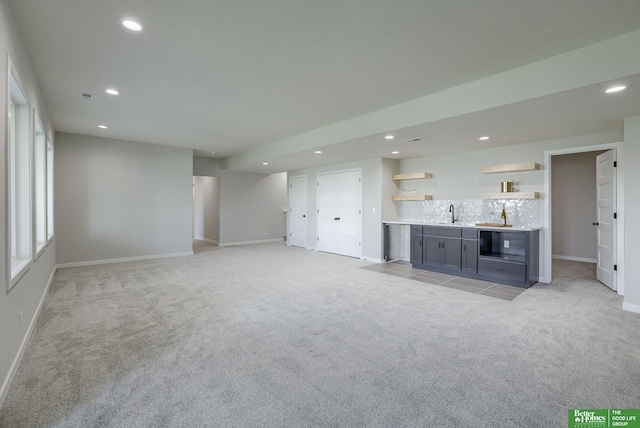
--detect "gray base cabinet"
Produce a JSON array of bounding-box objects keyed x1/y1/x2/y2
[
  {"x1": 462, "y1": 239, "x2": 478, "y2": 273},
  {"x1": 411, "y1": 226, "x2": 462, "y2": 275},
  {"x1": 424, "y1": 236, "x2": 461, "y2": 271},
  {"x1": 410, "y1": 225, "x2": 539, "y2": 288}
]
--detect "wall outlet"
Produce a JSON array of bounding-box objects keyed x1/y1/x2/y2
[
  {"x1": 264, "y1": 231, "x2": 268, "y2": 236},
  {"x1": 504, "y1": 240, "x2": 510, "y2": 248}
]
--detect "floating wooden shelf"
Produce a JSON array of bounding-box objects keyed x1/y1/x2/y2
[
  {"x1": 480, "y1": 192, "x2": 540, "y2": 200},
  {"x1": 392, "y1": 194, "x2": 433, "y2": 201},
  {"x1": 480, "y1": 162, "x2": 540, "y2": 174},
  {"x1": 392, "y1": 172, "x2": 433, "y2": 181}
]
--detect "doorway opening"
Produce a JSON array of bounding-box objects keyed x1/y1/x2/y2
[
  {"x1": 193, "y1": 175, "x2": 220, "y2": 252},
  {"x1": 544, "y1": 142, "x2": 624, "y2": 295}
]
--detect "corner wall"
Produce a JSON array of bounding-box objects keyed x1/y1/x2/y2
[
  {"x1": 623, "y1": 116, "x2": 640, "y2": 312},
  {"x1": 0, "y1": 0, "x2": 57, "y2": 407},
  {"x1": 55, "y1": 133, "x2": 194, "y2": 264},
  {"x1": 193, "y1": 156, "x2": 288, "y2": 245}
]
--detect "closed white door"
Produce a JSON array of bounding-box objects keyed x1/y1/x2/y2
[
  {"x1": 595, "y1": 150, "x2": 616, "y2": 290},
  {"x1": 317, "y1": 170, "x2": 362, "y2": 258},
  {"x1": 288, "y1": 175, "x2": 307, "y2": 248}
]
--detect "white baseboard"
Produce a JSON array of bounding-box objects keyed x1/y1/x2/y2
[
  {"x1": 56, "y1": 251, "x2": 194, "y2": 269},
  {"x1": 219, "y1": 238, "x2": 284, "y2": 247},
  {"x1": 552, "y1": 254, "x2": 597, "y2": 264},
  {"x1": 622, "y1": 300, "x2": 640, "y2": 314},
  {"x1": 361, "y1": 257, "x2": 384, "y2": 263},
  {"x1": 0, "y1": 266, "x2": 56, "y2": 409},
  {"x1": 194, "y1": 237, "x2": 219, "y2": 244}
]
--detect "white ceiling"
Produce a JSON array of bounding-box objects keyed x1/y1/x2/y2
[{"x1": 9, "y1": 0, "x2": 640, "y2": 173}]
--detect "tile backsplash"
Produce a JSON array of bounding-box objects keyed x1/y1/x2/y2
[{"x1": 398, "y1": 199, "x2": 539, "y2": 228}]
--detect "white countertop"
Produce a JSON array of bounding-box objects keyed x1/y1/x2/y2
[{"x1": 383, "y1": 220, "x2": 542, "y2": 232}]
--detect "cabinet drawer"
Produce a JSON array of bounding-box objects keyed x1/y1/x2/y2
[
  {"x1": 462, "y1": 229, "x2": 478, "y2": 239},
  {"x1": 423, "y1": 226, "x2": 461, "y2": 238},
  {"x1": 411, "y1": 225, "x2": 423, "y2": 235},
  {"x1": 478, "y1": 258, "x2": 526, "y2": 282}
]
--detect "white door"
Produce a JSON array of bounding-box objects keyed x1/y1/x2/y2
[
  {"x1": 288, "y1": 175, "x2": 307, "y2": 248},
  {"x1": 596, "y1": 150, "x2": 616, "y2": 290},
  {"x1": 317, "y1": 170, "x2": 362, "y2": 258}
]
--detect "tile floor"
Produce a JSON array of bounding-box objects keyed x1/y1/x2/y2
[{"x1": 361, "y1": 260, "x2": 527, "y2": 301}]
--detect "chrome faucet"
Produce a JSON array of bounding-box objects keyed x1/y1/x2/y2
[{"x1": 449, "y1": 204, "x2": 458, "y2": 223}]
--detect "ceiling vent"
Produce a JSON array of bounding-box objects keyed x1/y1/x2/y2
[
  {"x1": 81, "y1": 92, "x2": 93, "y2": 101},
  {"x1": 404, "y1": 138, "x2": 422, "y2": 143}
]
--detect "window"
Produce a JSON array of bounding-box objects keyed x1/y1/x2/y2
[
  {"x1": 7, "y1": 63, "x2": 32, "y2": 289},
  {"x1": 34, "y1": 118, "x2": 46, "y2": 256},
  {"x1": 47, "y1": 137, "x2": 54, "y2": 242}
]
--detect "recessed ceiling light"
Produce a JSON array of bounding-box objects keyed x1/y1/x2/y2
[
  {"x1": 479, "y1": 136, "x2": 490, "y2": 140},
  {"x1": 106, "y1": 88, "x2": 120, "y2": 95},
  {"x1": 391, "y1": 151, "x2": 399, "y2": 154},
  {"x1": 98, "y1": 125, "x2": 109, "y2": 129},
  {"x1": 605, "y1": 85, "x2": 627, "y2": 94},
  {"x1": 262, "y1": 162, "x2": 269, "y2": 166},
  {"x1": 385, "y1": 135, "x2": 395, "y2": 140},
  {"x1": 121, "y1": 18, "x2": 144, "y2": 32},
  {"x1": 314, "y1": 150, "x2": 322, "y2": 154}
]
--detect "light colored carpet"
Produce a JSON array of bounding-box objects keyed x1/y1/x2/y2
[{"x1": 0, "y1": 243, "x2": 638, "y2": 427}]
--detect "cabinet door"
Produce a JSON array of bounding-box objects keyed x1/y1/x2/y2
[
  {"x1": 462, "y1": 239, "x2": 478, "y2": 273},
  {"x1": 442, "y1": 237, "x2": 462, "y2": 270},
  {"x1": 410, "y1": 233, "x2": 423, "y2": 265},
  {"x1": 423, "y1": 236, "x2": 442, "y2": 268}
]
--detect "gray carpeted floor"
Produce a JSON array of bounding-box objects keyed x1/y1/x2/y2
[{"x1": 1, "y1": 242, "x2": 639, "y2": 427}]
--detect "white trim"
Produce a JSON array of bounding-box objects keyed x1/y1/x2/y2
[
  {"x1": 194, "y1": 237, "x2": 218, "y2": 244},
  {"x1": 552, "y1": 255, "x2": 597, "y2": 264},
  {"x1": 56, "y1": 251, "x2": 194, "y2": 269},
  {"x1": 361, "y1": 257, "x2": 384, "y2": 263},
  {"x1": 544, "y1": 142, "x2": 624, "y2": 295},
  {"x1": 219, "y1": 238, "x2": 284, "y2": 247},
  {"x1": 622, "y1": 300, "x2": 640, "y2": 314},
  {"x1": 0, "y1": 266, "x2": 56, "y2": 409},
  {"x1": 6, "y1": 55, "x2": 34, "y2": 292}
]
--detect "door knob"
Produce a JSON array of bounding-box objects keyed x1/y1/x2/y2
[
  {"x1": 302, "y1": 215, "x2": 306, "y2": 218},
  {"x1": 334, "y1": 217, "x2": 340, "y2": 221}
]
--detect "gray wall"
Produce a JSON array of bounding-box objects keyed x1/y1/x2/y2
[
  {"x1": 381, "y1": 158, "x2": 400, "y2": 223},
  {"x1": 219, "y1": 171, "x2": 288, "y2": 244},
  {"x1": 288, "y1": 158, "x2": 384, "y2": 261},
  {"x1": 193, "y1": 156, "x2": 288, "y2": 245},
  {"x1": 0, "y1": 0, "x2": 57, "y2": 406},
  {"x1": 624, "y1": 116, "x2": 640, "y2": 311},
  {"x1": 551, "y1": 151, "x2": 604, "y2": 262},
  {"x1": 55, "y1": 133, "x2": 194, "y2": 264},
  {"x1": 193, "y1": 176, "x2": 220, "y2": 242}
]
